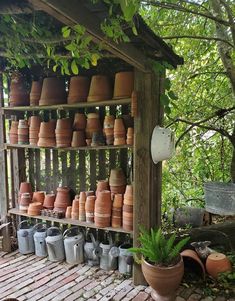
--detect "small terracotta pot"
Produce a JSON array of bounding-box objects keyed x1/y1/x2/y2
[
  {"x1": 19, "y1": 182, "x2": 32, "y2": 196},
  {"x1": 32, "y1": 191, "x2": 45, "y2": 204},
  {"x1": 109, "y1": 168, "x2": 126, "y2": 186},
  {"x1": 56, "y1": 118, "x2": 72, "y2": 130},
  {"x1": 87, "y1": 75, "x2": 112, "y2": 102},
  {"x1": 54, "y1": 186, "x2": 71, "y2": 212},
  {"x1": 181, "y1": 249, "x2": 205, "y2": 278},
  {"x1": 114, "y1": 118, "x2": 126, "y2": 134},
  {"x1": 85, "y1": 195, "x2": 96, "y2": 223},
  {"x1": 86, "y1": 113, "x2": 102, "y2": 139},
  {"x1": 28, "y1": 202, "x2": 42, "y2": 216},
  {"x1": 19, "y1": 192, "x2": 32, "y2": 206},
  {"x1": 65, "y1": 206, "x2": 72, "y2": 219},
  {"x1": 96, "y1": 180, "x2": 109, "y2": 196},
  {"x1": 113, "y1": 194, "x2": 123, "y2": 208},
  {"x1": 29, "y1": 116, "x2": 41, "y2": 129},
  {"x1": 73, "y1": 113, "x2": 87, "y2": 130},
  {"x1": 39, "y1": 77, "x2": 67, "y2": 106},
  {"x1": 104, "y1": 115, "x2": 115, "y2": 130},
  {"x1": 67, "y1": 76, "x2": 90, "y2": 104},
  {"x1": 72, "y1": 195, "x2": 80, "y2": 214},
  {"x1": 110, "y1": 185, "x2": 126, "y2": 195},
  {"x1": 71, "y1": 131, "x2": 86, "y2": 147},
  {"x1": 95, "y1": 190, "x2": 112, "y2": 227},
  {"x1": 43, "y1": 194, "x2": 55, "y2": 209},
  {"x1": 9, "y1": 74, "x2": 29, "y2": 107},
  {"x1": 113, "y1": 71, "x2": 134, "y2": 99},
  {"x1": 206, "y1": 253, "x2": 232, "y2": 279},
  {"x1": 114, "y1": 138, "x2": 126, "y2": 146},
  {"x1": 39, "y1": 121, "x2": 56, "y2": 138},
  {"x1": 30, "y1": 81, "x2": 42, "y2": 106},
  {"x1": 9, "y1": 121, "x2": 19, "y2": 144}
]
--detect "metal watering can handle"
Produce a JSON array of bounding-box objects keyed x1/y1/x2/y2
[
  {"x1": 63, "y1": 226, "x2": 79, "y2": 238},
  {"x1": 46, "y1": 226, "x2": 62, "y2": 236},
  {"x1": 33, "y1": 223, "x2": 47, "y2": 231},
  {"x1": 89, "y1": 233, "x2": 97, "y2": 247},
  {"x1": 18, "y1": 220, "x2": 32, "y2": 230}
]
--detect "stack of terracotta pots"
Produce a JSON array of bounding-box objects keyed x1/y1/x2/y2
[
  {"x1": 114, "y1": 118, "x2": 126, "y2": 146},
  {"x1": 39, "y1": 77, "x2": 67, "y2": 106},
  {"x1": 96, "y1": 180, "x2": 109, "y2": 196},
  {"x1": 43, "y1": 193, "x2": 55, "y2": 209},
  {"x1": 54, "y1": 187, "x2": 71, "y2": 213},
  {"x1": 32, "y1": 191, "x2": 45, "y2": 205},
  {"x1": 72, "y1": 113, "x2": 86, "y2": 147},
  {"x1": 55, "y1": 118, "x2": 72, "y2": 147},
  {"x1": 19, "y1": 182, "x2": 33, "y2": 201},
  {"x1": 71, "y1": 195, "x2": 79, "y2": 219},
  {"x1": 126, "y1": 127, "x2": 134, "y2": 145},
  {"x1": 71, "y1": 131, "x2": 86, "y2": 147},
  {"x1": 9, "y1": 121, "x2": 18, "y2": 144},
  {"x1": 66, "y1": 206, "x2": 72, "y2": 218},
  {"x1": 87, "y1": 75, "x2": 112, "y2": 102},
  {"x1": 38, "y1": 120, "x2": 56, "y2": 147},
  {"x1": 79, "y1": 191, "x2": 86, "y2": 221},
  {"x1": 109, "y1": 168, "x2": 126, "y2": 195},
  {"x1": 85, "y1": 113, "x2": 102, "y2": 140},
  {"x1": 95, "y1": 190, "x2": 112, "y2": 227},
  {"x1": 30, "y1": 81, "x2": 42, "y2": 106},
  {"x1": 18, "y1": 120, "x2": 29, "y2": 144},
  {"x1": 103, "y1": 115, "x2": 115, "y2": 145},
  {"x1": 28, "y1": 202, "x2": 42, "y2": 216},
  {"x1": 29, "y1": 116, "x2": 41, "y2": 145},
  {"x1": 19, "y1": 192, "x2": 31, "y2": 213},
  {"x1": 68, "y1": 76, "x2": 90, "y2": 104},
  {"x1": 112, "y1": 194, "x2": 123, "y2": 228},
  {"x1": 9, "y1": 75, "x2": 29, "y2": 107},
  {"x1": 123, "y1": 185, "x2": 133, "y2": 231},
  {"x1": 113, "y1": 71, "x2": 134, "y2": 99},
  {"x1": 85, "y1": 195, "x2": 96, "y2": 223}
]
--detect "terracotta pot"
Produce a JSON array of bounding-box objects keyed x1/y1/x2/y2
[
  {"x1": 32, "y1": 191, "x2": 45, "y2": 204},
  {"x1": 56, "y1": 118, "x2": 72, "y2": 130},
  {"x1": 9, "y1": 74, "x2": 29, "y2": 107},
  {"x1": 54, "y1": 186, "x2": 71, "y2": 212},
  {"x1": 19, "y1": 192, "x2": 31, "y2": 206},
  {"x1": 28, "y1": 202, "x2": 42, "y2": 216},
  {"x1": 104, "y1": 115, "x2": 115, "y2": 130},
  {"x1": 19, "y1": 182, "x2": 32, "y2": 198},
  {"x1": 71, "y1": 131, "x2": 86, "y2": 147},
  {"x1": 113, "y1": 194, "x2": 123, "y2": 208},
  {"x1": 109, "y1": 168, "x2": 126, "y2": 186},
  {"x1": 114, "y1": 138, "x2": 126, "y2": 146},
  {"x1": 72, "y1": 195, "x2": 80, "y2": 217},
  {"x1": 78, "y1": 191, "x2": 86, "y2": 221},
  {"x1": 87, "y1": 75, "x2": 112, "y2": 102},
  {"x1": 114, "y1": 118, "x2": 126, "y2": 135},
  {"x1": 38, "y1": 120, "x2": 56, "y2": 147},
  {"x1": 180, "y1": 249, "x2": 205, "y2": 279},
  {"x1": 110, "y1": 185, "x2": 126, "y2": 195},
  {"x1": 9, "y1": 121, "x2": 19, "y2": 144},
  {"x1": 85, "y1": 113, "x2": 101, "y2": 139},
  {"x1": 96, "y1": 180, "x2": 109, "y2": 196},
  {"x1": 123, "y1": 203, "x2": 133, "y2": 231},
  {"x1": 65, "y1": 206, "x2": 72, "y2": 219},
  {"x1": 30, "y1": 81, "x2": 42, "y2": 106},
  {"x1": 29, "y1": 116, "x2": 41, "y2": 129},
  {"x1": 86, "y1": 191, "x2": 95, "y2": 197},
  {"x1": 206, "y1": 253, "x2": 232, "y2": 279},
  {"x1": 113, "y1": 71, "x2": 134, "y2": 99},
  {"x1": 67, "y1": 76, "x2": 90, "y2": 104},
  {"x1": 126, "y1": 127, "x2": 134, "y2": 145},
  {"x1": 18, "y1": 120, "x2": 29, "y2": 144},
  {"x1": 94, "y1": 190, "x2": 112, "y2": 227},
  {"x1": 73, "y1": 113, "x2": 87, "y2": 130},
  {"x1": 43, "y1": 194, "x2": 55, "y2": 209},
  {"x1": 85, "y1": 195, "x2": 96, "y2": 223},
  {"x1": 112, "y1": 205, "x2": 122, "y2": 228},
  {"x1": 39, "y1": 77, "x2": 67, "y2": 106},
  {"x1": 142, "y1": 257, "x2": 184, "y2": 301}
]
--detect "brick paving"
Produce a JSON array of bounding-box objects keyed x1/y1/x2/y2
[{"x1": 0, "y1": 251, "x2": 234, "y2": 301}]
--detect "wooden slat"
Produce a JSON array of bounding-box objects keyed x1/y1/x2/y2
[
  {"x1": 89, "y1": 150, "x2": 96, "y2": 191},
  {"x1": 52, "y1": 149, "x2": 59, "y2": 192},
  {"x1": 60, "y1": 151, "x2": 68, "y2": 186},
  {"x1": 78, "y1": 151, "x2": 86, "y2": 191},
  {"x1": 45, "y1": 149, "x2": 52, "y2": 191},
  {"x1": 12, "y1": 149, "x2": 26, "y2": 208},
  {"x1": 28, "y1": 149, "x2": 35, "y2": 191}
]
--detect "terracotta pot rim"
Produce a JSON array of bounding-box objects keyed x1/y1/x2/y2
[{"x1": 142, "y1": 256, "x2": 183, "y2": 271}]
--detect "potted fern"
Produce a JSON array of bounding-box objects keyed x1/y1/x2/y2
[{"x1": 129, "y1": 227, "x2": 190, "y2": 301}]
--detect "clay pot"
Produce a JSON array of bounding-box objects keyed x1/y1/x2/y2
[
  {"x1": 38, "y1": 120, "x2": 56, "y2": 147},
  {"x1": 19, "y1": 192, "x2": 31, "y2": 207},
  {"x1": 113, "y1": 71, "x2": 134, "y2": 99},
  {"x1": 55, "y1": 118, "x2": 73, "y2": 147},
  {"x1": 109, "y1": 168, "x2": 126, "y2": 187},
  {"x1": 54, "y1": 186, "x2": 71, "y2": 212},
  {"x1": 71, "y1": 131, "x2": 86, "y2": 147},
  {"x1": 29, "y1": 116, "x2": 41, "y2": 145},
  {"x1": 141, "y1": 257, "x2": 184, "y2": 301},
  {"x1": 110, "y1": 185, "x2": 126, "y2": 195},
  {"x1": 32, "y1": 191, "x2": 45, "y2": 204},
  {"x1": 65, "y1": 206, "x2": 72, "y2": 219},
  {"x1": 79, "y1": 191, "x2": 86, "y2": 221},
  {"x1": 86, "y1": 191, "x2": 95, "y2": 197},
  {"x1": 96, "y1": 180, "x2": 109, "y2": 196},
  {"x1": 18, "y1": 119, "x2": 29, "y2": 145},
  {"x1": 206, "y1": 253, "x2": 232, "y2": 279},
  {"x1": 91, "y1": 131, "x2": 105, "y2": 146},
  {"x1": 114, "y1": 118, "x2": 126, "y2": 145},
  {"x1": 123, "y1": 185, "x2": 133, "y2": 205},
  {"x1": 73, "y1": 113, "x2": 87, "y2": 131},
  {"x1": 39, "y1": 77, "x2": 67, "y2": 106},
  {"x1": 126, "y1": 127, "x2": 134, "y2": 145},
  {"x1": 111, "y1": 206, "x2": 122, "y2": 228},
  {"x1": 19, "y1": 182, "x2": 33, "y2": 202},
  {"x1": 43, "y1": 194, "x2": 55, "y2": 209},
  {"x1": 123, "y1": 203, "x2": 133, "y2": 231},
  {"x1": 85, "y1": 196, "x2": 96, "y2": 223},
  {"x1": 95, "y1": 190, "x2": 112, "y2": 227},
  {"x1": 56, "y1": 118, "x2": 72, "y2": 130},
  {"x1": 180, "y1": 249, "x2": 205, "y2": 279},
  {"x1": 85, "y1": 113, "x2": 102, "y2": 139},
  {"x1": 113, "y1": 194, "x2": 123, "y2": 208},
  {"x1": 87, "y1": 75, "x2": 112, "y2": 102},
  {"x1": 29, "y1": 116, "x2": 41, "y2": 129},
  {"x1": 30, "y1": 81, "x2": 42, "y2": 106},
  {"x1": 103, "y1": 115, "x2": 115, "y2": 145},
  {"x1": 9, "y1": 121, "x2": 19, "y2": 144},
  {"x1": 67, "y1": 76, "x2": 90, "y2": 104},
  {"x1": 27, "y1": 202, "x2": 42, "y2": 216},
  {"x1": 71, "y1": 195, "x2": 79, "y2": 219},
  {"x1": 9, "y1": 74, "x2": 29, "y2": 107}
]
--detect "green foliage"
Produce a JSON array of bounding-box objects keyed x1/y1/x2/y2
[{"x1": 129, "y1": 227, "x2": 190, "y2": 266}]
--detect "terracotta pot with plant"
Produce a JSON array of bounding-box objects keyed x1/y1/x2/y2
[{"x1": 129, "y1": 227, "x2": 189, "y2": 301}]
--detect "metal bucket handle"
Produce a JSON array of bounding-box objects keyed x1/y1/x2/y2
[
  {"x1": 33, "y1": 223, "x2": 47, "y2": 231},
  {"x1": 46, "y1": 226, "x2": 62, "y2": 236},
  {"x1": 18, "y1": 220, "x2": 33, "y2": 230},
  {"x1": 63, "y1": 226, "x2": 80, "y2": 238}
]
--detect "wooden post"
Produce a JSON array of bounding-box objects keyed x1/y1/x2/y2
[{"x1": 133, "y1": 69, "x2": 163, "y2": 285}]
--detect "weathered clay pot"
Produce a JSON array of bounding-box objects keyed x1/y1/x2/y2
[
  {"x1": 86, "y1": 113, "x2": 102, "y2": 139},
  {"x1": 95, "y1": 190, "x2": 112, "y2": 227},
  {"x1": 71, "y1": 195, "x2": 79, "y2": 219},
  {"x1": 113, "y1": 194, "x2": 123, "y2": 208},
  {"x1": 111, "y1": 207, "x2": 122, "y2": 228},
  {"x1": 142, "y1": 257, "x2": 184, "y2": 301},
  {"x1": 18, "y1": 119, "x2": 29, "y2": 144},
  {"x1": 109, "y1": 168, "x2": 126, "y2": 186},
  {"x1": 73, "y1": 113, "x2": 87, "y2": 131},
  {"x1": 110, "y1": 185, "x2": 126, "y2": 195},
  {"x1": 54, "y1": 186, "x2": 71, "y2": 212},
  {"x1": 113, "y1": 71, "x2": 134, "y2": 99},
  {"x1": 87, "y1": 75, "x2": 112, "y2": 102},
  {"x1": 30, "y1": 81, "x2": 42, "y2": 106},
  {"x1": 19, "y1": 192, "x2": 31, "y2": 206},
  {"x1": 71, "y1": 131, "x2": 86, "y2": 147},
  {"x1": 103, "y1": 115, "x2": 115, "y2": 145},
  {"x1": 39, "y1": 77, "x2": 67, "y2": 106},
  {"x1": 79, "y1": 191, "x2": 86, "y2": 221},
  {"x1": 126, "y1": 127, "x2": 134, "y2": 145},
  {"x1": 32, "y1": 191, "x2": 45, "y2": 204},
  {"x1": 206, "y1": 253, "x2": 232, "y2": 279},
  {"x1": 122, "y1": 205, "x2": 133, "y2": 231},
  {"x1": 67, "y1": 76, "x2": 90, "y2": 104},
  {"x1": 38, "y1": 120, "x2": 56, "y2": 147},
  {"x1": 28, "y1": 202, "x2": 43, "y2": 216},
  {"x1": 123, "y1": 185, "x2": 133, "y2": 205},
  {"x1": 114, "y1": 118, "x2": 126, "y2": 145},
  {"x1": 43, "y1": 194, "x2": 55, "y2": 209},
  {"x1": 9, "y1": 121, "x2": 19, "y2": 144},
  {"x1": 19, "y1": 182, "x2": 33, "y2": 201},
  {"x1": 65, "y1": 206, "x2": 72, "y2": 219},
  {"x1": 9, "y1": 74, "x2": 29, "y2": 107},
  {"x1": 55, "y1": 118, "x2": 72, "y2": 147},
  {"x1": 181, "y1": 249, "x2": 205, "y2": 278},
  {"x1": 85, "y1": 195, "x2": 96, "y2": 223},
  {"x1": 96, "y1": 180, "x2": 109, "y2": 196},
  {"x1": 29, "y1": 116, "x2": 41, "y2": 145}
]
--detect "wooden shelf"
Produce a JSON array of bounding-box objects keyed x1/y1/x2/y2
[
  {"x1": 2, "y1": 98, "x2": 131, "y2": 112},
  {"x1": 5, "y1": 143, "x2": 133, "y2": 151},
  {"x1": 8, "y1": 208, "x2": 133, "y2": 235}
]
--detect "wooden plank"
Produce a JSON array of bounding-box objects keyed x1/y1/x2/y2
[
  {"x1": 28, "y1": 0, "x2": 148, "y2": 72},
  {"x1": 9, "y1": 208, "x2": 132, "y2": 234},
  {"x1": 2, "y1": 98, "x2": 131, "y2": 112},
  {"x1": 60, "y1": 151, "x2": 68, "y2": 186},
  {"x1": 78, "y1": 151, "x2": 86, "y2": 191},
  {"x1": 34, "y1": 149, "x2": 41, "y2": 191},
  {"x1": 28, "y1": 149, "x2": 35, "y2": 191},
  {"x1": 45, "y1": 149, "x2": 52, "y2": 192},
  {"x1": 133, "y1": 70, "x2": 163, "y2": 285},
  {"x1": 52, "y1": 149, "x2": 59, "y2": 192},
  {"x1": 67, "y1": 150, "x2": 76, "y2": 190},
  {"x1": 89, "y1": 150, "x2": 97, "y2": 191}
]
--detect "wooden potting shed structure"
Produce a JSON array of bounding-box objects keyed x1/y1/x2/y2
[{"x1": 0, "y1": 0, "x2": 183, "y2": 284}]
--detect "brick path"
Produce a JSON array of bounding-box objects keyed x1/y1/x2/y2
[{"x1": 0, "y1": 251, "x2": 234, "y2": 301}]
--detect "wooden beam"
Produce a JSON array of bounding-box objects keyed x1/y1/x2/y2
[{"x1": 28, "y1": 0, "x2": 149, "y2": 72}]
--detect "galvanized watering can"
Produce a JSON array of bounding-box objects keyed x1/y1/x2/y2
[
  {"x1": 45, "y1": 226, "x2": 65, "y2": 262},
  {"x1": 84, "y1": 232, "x2": 100, "y2": 266},
  {"x1": 17, "y1": 220, "x2": 35, "y2": 255},
  {"x1": 99, "y1": 233, "x2": 119, "y2": 271},
  {"x1": 33, "y1": 223, "x2": 47, "y2": 257},
  {"x1": 118, "y1": 243, "x2": 133, "y2": 274},
  {"x1": 63, "y1": 227, "x2": 84, "y2": 265}
]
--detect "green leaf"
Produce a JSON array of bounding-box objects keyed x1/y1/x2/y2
[
  {"x1": 132, "y1": 25, "x2": 138, "y2": 36},
  {"x1": 62, "y1": 28, "x2": 71, "y2": 38},
  {"x1": 71, "y1": 59, "x2": 79, "y2": 75},
  {"x1": 164, "y1": 78, "x2": 171, "y2": 91},
  {"x1": 168, "y1": 90, "x2": 178, "y2": 100},
  {"x1": 91, "y1": 53, "x2": 100, "y2": 66},
  {"x1": 65, "y1": 43, "x2": 77, "y2": 51},
  {"x1": 160, "y1": 94, "x2": 170, "y2": 106}
]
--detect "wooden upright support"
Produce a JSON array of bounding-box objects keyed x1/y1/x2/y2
[{"x1": 133, "y1": 69, "x2": 163, "y2": 284}]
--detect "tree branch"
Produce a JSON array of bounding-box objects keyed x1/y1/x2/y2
[
  {"x1": 188, "y1": 71, "x2": 227, "y2": 79},
  {"x1": 219, "y1": 0, "x2": 235, "y2": 45}
]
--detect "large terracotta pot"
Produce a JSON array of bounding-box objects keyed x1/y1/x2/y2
[
  {"x1": 54, "y1": 186, "x2": 71, "y2": 212},
  {"x1": 94, "y1": 190, "x2": 112, "y2": 227},
  {"x1": 79, "y1": 191, "x2": 86, "y2": 221},
  {"x1": 71, "y1": 131, "x2": 86, "y2": 147},
  {"x1": 181, "y1": 249, "x2": 205, "y2": 278},
  {"x1": 85, "y1": 195, "x2": 96, "y2": 223},
  {"x1": 39, "y1": 77, "x2": 67, "y2": 106},
  {"x1": 29, "y1": 116, "x2": 41, "y2": 145},
  {"x1": 113, "y1": 71, "x2": 134, "y2": 99},
  {"x1": 142, "y1": 257, "x2": 184, "y2": 301},
  {"x1": 73, "y1": 113, "x2": 87, "y2": 131},
  {"x1": 9, "y1": 74, "x2": 29, "y2": 107},
  {"x1": 38, "y1": 120, "x2": 56, "y2": 147},
  {"x1": 43, "y1": 194, "x2": 55, "y2": 209},
  {"x1": 85, "y1": 113, "x2": 102, "y2": 139},
  {"x1": 87, "y1": 75, "x2": 112, "y2": 102},
  {"x1": 67, "y1": 76, "x2": 90, "y2": 104},
  {"x1": 30, "y1": 81, "x2": 42, "y2": 106},
  {"x1": 206, "y1": 253, "x2": 232, "y2": 279}
]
